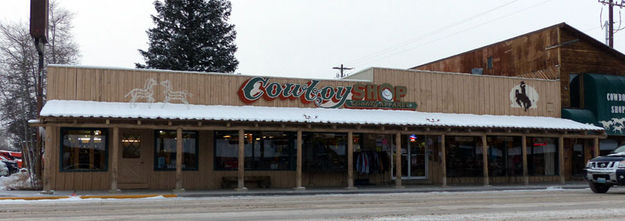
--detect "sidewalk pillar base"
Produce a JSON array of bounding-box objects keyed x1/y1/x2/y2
[
  {"x1": 173, "y1": 188, "x2": 185, "y2": 193},
  {"x1": 108, "y1": 189, "x2": 121, "y2": 193},
  {"x1": 235, "y1": 187, "x2": 248, "y2": 192},
  {"x1": 345, "y1": 186, "x2": 358, "y2": 190},
  {"x1": 395, "y1": 185, "x2": 405, "y2": 189},
  {"x1": 40, "y1": 190, "x2": 54, "y2": 195},
  {"x1": 293, "y1": 187, "x2": 306, "y2": 191}
]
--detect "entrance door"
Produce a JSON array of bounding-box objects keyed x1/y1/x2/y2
[
  {"x1": 119, "y1": 134, "x2": 148, "y2": 189},
  {"x1": 393, "y1": 135, "x2": 428, "y2": 179}
]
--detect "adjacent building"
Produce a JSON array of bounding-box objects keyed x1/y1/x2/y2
[{"x1": 412, "y1": 23, "x2": 625, "y2": 177}]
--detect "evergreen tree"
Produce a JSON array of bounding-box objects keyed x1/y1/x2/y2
[{"x1": 137, "y1": 0, "x2": 238, "y2": 73}]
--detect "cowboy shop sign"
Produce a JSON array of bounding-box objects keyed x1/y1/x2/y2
[{"x1": 238, "y1": 77, "x2": 417, "y2": 110}]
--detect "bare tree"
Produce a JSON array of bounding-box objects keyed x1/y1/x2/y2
[{"x1": 0, "y1": 0, "x2": 78, "y2": 189}]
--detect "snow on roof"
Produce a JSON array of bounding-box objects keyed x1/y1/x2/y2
[{"x1": 40, "y1": 100, "x2": 603, "y2": 131}]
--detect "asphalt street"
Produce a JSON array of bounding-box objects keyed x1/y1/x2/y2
[{"x1": 1, "y1": 188, "x2": 624, "y2": 220}]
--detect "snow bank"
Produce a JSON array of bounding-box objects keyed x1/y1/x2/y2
[{"x1": 0, "y1": 170, "x2": 32, "y2": 190}]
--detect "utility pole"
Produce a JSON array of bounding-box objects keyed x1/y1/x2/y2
[
  {"x1": 599, "y1": 0, "x2": 625, "y2": 48},
  {"x1": 333, "y1": 64, "x2": 353, "y2": 78},
  {"x1": 30, "y1": 0, "x2": 48, "y2": 190}
]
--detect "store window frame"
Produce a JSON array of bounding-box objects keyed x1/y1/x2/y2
[
  {"x1": 153, "y1": 130, "x2": 199, "y2": 171},
  {"x1": 303, "y1": 132, "x2": 348, "y2": 173},
  {"x1": 213, "y1": 131, "x2": 296, "y2": 171},
  {"x1": 59, "y1": 127, "x2": 109, "y2": 172},
  {"x1": 527, "y1": 137, "x2": 559, "y2": 176}
]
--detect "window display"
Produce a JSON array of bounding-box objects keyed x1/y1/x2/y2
[
  {"x1": 303, "y1": 132, "x2": 347, "y2": 172},
  {"x1": 214, "y1": 131, "x2": 295, "y2": 170},
  {"x1": 154, "y1": 130, "x2": 198, "y2": 170},
  {"x1": 61, "y1": 128, "x2": 107, "y2": 171}
]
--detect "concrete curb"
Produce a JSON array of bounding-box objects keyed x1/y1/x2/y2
[{"x1": 0, "y1": 194, "x2": 177, "y2": 201}]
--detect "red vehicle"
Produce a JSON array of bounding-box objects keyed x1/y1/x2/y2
[{"x1": 0, "y1": 151, "x2": 22, "y2": 169}]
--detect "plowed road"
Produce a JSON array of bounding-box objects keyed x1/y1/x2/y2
[{"x1": 1, "y1": 188, "x2": 625, "y2": 220}]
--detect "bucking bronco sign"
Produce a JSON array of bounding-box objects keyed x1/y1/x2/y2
[
  {"x1": 238, "y1": 77, "x2": 418, "y2": 110},
  {"x1": 509, "y1": 81, "x2": 539, "y2": 111}
]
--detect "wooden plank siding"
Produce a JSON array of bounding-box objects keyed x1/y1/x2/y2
[
  {"x1": 44, "y1": 64, "x2": 564, "y2": 190},
  {"x1": 372, "y1": 68, "x2": 560, "y2": 117}
]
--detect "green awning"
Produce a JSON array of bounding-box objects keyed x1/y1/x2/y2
[{"x1": 562, "y1": 108, "x2": 597, "y2": 124}]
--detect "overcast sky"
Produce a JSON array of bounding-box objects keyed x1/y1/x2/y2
[{"x1": 0, "y1": 0, "x2": 623, "y2": 79}]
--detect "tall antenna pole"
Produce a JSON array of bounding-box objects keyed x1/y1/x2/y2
[
  {"x1": 599, "y1": 0, "x2": 625, "y2": 48},
  {"x1": 333, "y1": 64, "x2": 353, "y2": 78}
]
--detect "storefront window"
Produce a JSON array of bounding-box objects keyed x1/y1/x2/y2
[
  {"x1": 214, "y1": 131, "x2": 295, "y2": 170},
  {"x1": 600, "y1": 139, "x2": 619, "y2": 156},
  {"x1": 445, "y1": 136, "x2": 482, "y2": 177},
  {"x1": 154, "y1": 130, "x2": 198, "y2": 170},
  {"x1": 527, "y1": 137, "x2": 558, "y2": 176},
  {"x1": 61, "y1": 128, "x2": 107, "y2": 171},
  {"x1": 487, "y1": 136, "x2": 522, "y2": 177},
  {"x1": 303, "y1": 132, "x2": 347, "y2": 172}
]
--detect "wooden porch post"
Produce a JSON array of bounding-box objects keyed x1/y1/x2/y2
[
  {"x1": 441, "y1": 134, "x2": 447, "y2": 187},
  {"x1": 593, "y1": 137, "x2": 600, "y2": 157},
  {"x1": 236, "y1": 129, "x2": 247, "y2": 191},
  {"x1": 522, "y1": 135, "x2": 528, "y2": 185},
  {"x1": 174, "y1": 127, "x2": 184, "y2": 192},
  {"x1": 559, "y1": 136, "x2": 565, "y2": 185},
  {"x1": 481, "y1": 135, "x2": 489, "y2": 186},
  {"x1": 347, "y1": 131, "x2": 356, "y2": 190},
  {"x1": 294, "y1": 130, "x2": 305, "y2": 190},
  {"x1": 110, "y1": 126, "x2": 121, "y2": 192},
  {"x1": 41, "y1": 126, "x2": 54, "y2": 194},
  {"x1": 395, "y1": 132, "x2": 403, "y2": 188}
]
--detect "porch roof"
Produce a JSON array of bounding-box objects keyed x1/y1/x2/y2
[{"x1": 40, "y1": 100, "x2": 603, "y2": 132}]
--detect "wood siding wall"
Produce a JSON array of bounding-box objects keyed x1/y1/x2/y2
[
  {"x1": 372, "y1": 68, "x2": 560, "y2": 117},
  {"x1": 412, "y1": 27, "x2": 560, "y2": 79},
  {"x1": 47, "y1": 66, "x2": 559, "y2": 117},
  {"x1": 559, "y1": 29, "x2": 625, "y2": 107}
]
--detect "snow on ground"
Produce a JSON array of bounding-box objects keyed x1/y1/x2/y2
[{"x1": 0, "y1": 170, "x2": 31, "y2": 190}]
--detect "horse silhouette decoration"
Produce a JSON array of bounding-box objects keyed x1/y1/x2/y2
[
  {"x1": 515, "y1": 81, "x2": 532, "y2": 112},
  {"x1": 160, "y1": 80, "x2": 191, "y2": 105},
  {"x1": 125, "y1": 78, "x2": 157, "y2": 106}
]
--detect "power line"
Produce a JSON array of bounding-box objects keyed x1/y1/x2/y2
[
  {"x1": 353, "y1": 0, "x2": 556, "y2": 67},
  {"x1": 346, "y1": 0, "x2": 521, "y2": 66},
  {"x1": 598, "y1": 0, "x2": 625, "y2": 47}
]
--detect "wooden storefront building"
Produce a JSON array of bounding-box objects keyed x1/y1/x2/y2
[
  {"x1": 33, "y1": 65, "x2": 603, "y2": 192},
  {"x1": 411, "y1": 23, "x2": 625, "y2": 177}
]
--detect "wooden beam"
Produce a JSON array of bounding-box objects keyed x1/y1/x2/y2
[
  {"x1": 41, "y1": 126, "x2": 54, "y2": 194},
  {"x1": 41, "y1": 122, "x2": 606, "y2": 139},
  {"x1": 441, "y1": 134, "x2": 447, "y2": 187},
  {"x1": 559, "y1": 136, "x2": 565, "y2": 185},
  {"x1": 395, "y1": 132, "x2": 403, "y2": 188},
  {"x1": 594, "y1": 137, "x2": 600, "y2": 157},
  {"x1": 294, "y1": 130, "x2": 304, "y2": 190},
  {"x1": 174, "y1": 127, "x2": 184, "y2": 192},
  {"x1": 110, "y1": 126, "x2": 121, "y2": 193},
  {"x1": 522, "y1": 135, "x2": 528, "y2": 185},
  {"x1": 482, "y1": 134, "x2": 489, "y2": 186},
  {"x1": 347, "y1": 131, "x2": 355, "y2": 190},
  {"x1": 236, "y1": 129, "x2": 247, "y2": 191}
]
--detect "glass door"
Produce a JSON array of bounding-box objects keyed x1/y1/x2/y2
[{"x1": 393, "y1": 135, "x2": 428, "y2": 179}]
